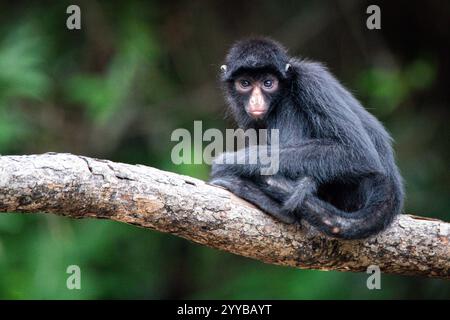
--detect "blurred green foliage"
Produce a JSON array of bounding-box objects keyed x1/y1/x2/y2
[
  {"x1": 357, "y1": 60, "x2": 436, "y2": 114},
  {"x1": 0, "y1": 1, "x2": 448, "y2": 299}
]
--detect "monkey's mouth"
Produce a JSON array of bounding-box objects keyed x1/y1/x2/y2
[{"x1": 248, "y1": 110, "x2": 266, "y2": 119}]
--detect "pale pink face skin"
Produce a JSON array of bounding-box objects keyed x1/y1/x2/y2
[{"x1": 234, "y1": 75, "x2": 279, "y2": 119}]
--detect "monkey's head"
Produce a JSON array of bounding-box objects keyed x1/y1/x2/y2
[{"x1": 220, "y1": 38, "x2": 292, "y2": 126}]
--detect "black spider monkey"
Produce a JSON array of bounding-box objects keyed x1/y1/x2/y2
[{"x1": 210, "y1": 37, "x2": 404, "y2": 239}]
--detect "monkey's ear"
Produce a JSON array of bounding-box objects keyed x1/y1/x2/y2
[{"x1": 220, "y1": 65, "x2": 227, "y2": 72}]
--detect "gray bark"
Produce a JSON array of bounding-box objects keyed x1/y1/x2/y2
[{"x1": 0, "y1": 153, "x2": 448, "y2": 279}]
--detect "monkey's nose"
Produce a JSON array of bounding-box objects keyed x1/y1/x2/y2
[{"x1": 250, "y1": 95, "x2": 264, "y2": 106}]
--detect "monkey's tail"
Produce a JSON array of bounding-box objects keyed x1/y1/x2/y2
[{"x1": 298, "y1": 175, "x2": 402, "y2": 239}]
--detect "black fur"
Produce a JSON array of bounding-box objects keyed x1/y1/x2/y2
[{"x1": 210, "y1": 38, "x2": 404, "y2": 239}]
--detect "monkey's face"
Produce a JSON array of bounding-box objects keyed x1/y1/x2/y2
[{"x1": 231, "y1": 72, "x2": 281, "y2": 120}]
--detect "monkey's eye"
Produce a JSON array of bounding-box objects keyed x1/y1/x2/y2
[
  {"x1": 263, "y1": 79, "x2": 273, "y2": 88},
  {"x1": 239, "y1": 79, "x2": 251, "y2": 88}
]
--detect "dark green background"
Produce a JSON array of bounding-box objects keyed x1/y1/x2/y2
[{"x1": 0, "y1": 0, "x2": 448, "y2": 299}]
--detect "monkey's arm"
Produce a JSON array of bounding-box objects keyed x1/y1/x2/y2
[
  {"x1": 212, "y1": 141, "x2": 383, "y2": 184},
  {"x1": 277, "y1": 141, "x2": 383, "y2": 183}
]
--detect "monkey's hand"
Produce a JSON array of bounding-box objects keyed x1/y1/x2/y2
[
  {"x1": 281, "y1": 177, "x2": 318, "y2": 217},
  {"x1": 208, "y1": 176, "x2": 234, "y2": 190}
]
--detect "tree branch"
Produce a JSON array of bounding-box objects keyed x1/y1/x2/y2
[{"x1": 0, "y1": 153, "x2": 448, "y2": 279}]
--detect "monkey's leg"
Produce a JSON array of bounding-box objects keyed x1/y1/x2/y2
[{"x1": 209, "y1": 175, "x2": 296, "y2": 224}]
